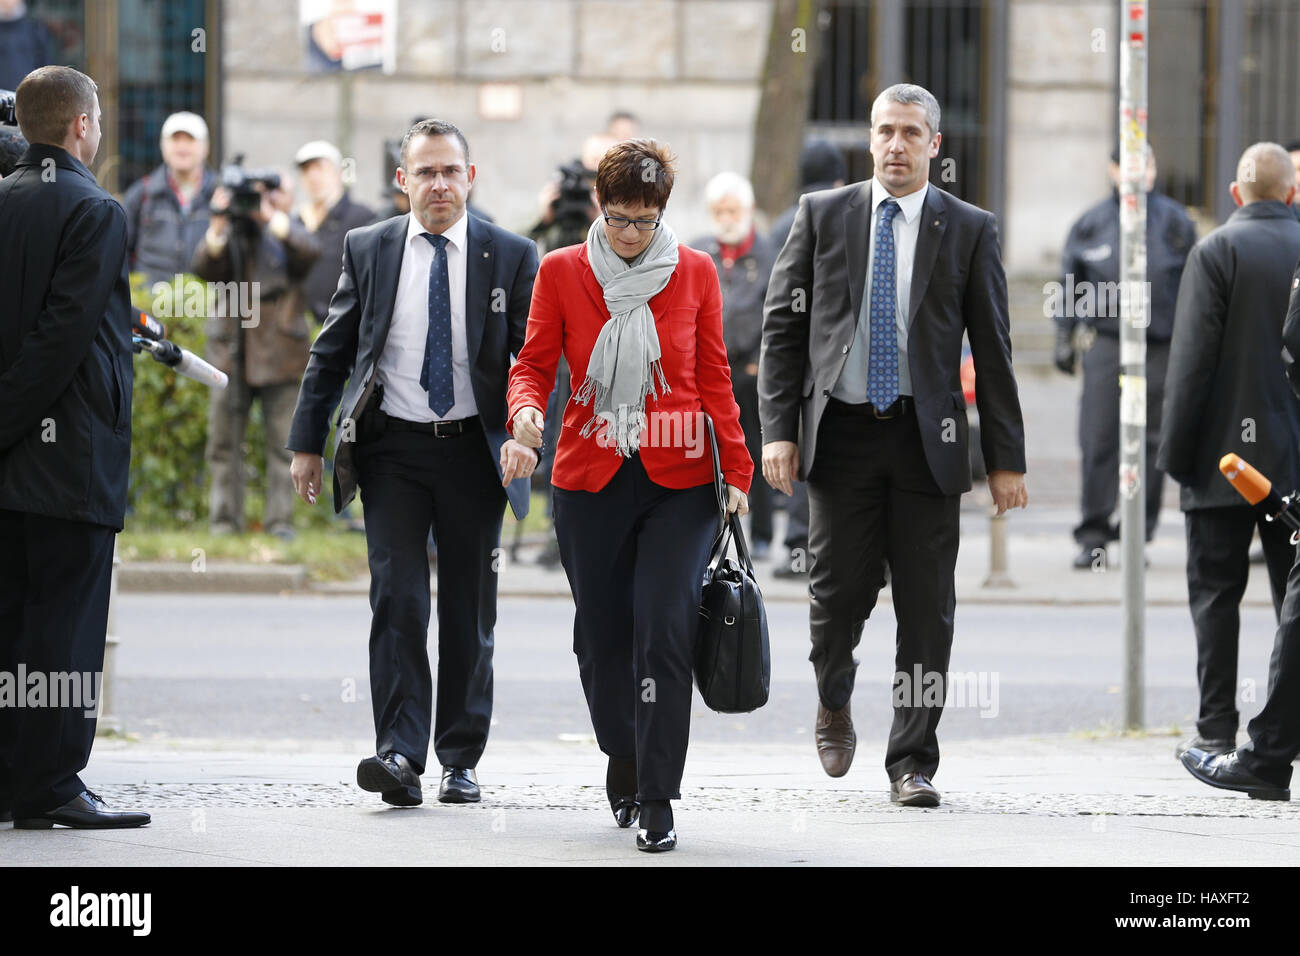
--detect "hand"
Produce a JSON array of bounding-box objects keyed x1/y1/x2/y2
[
  {"x1": 744, "y1": 362, "x2": 759, "y2": 376},
  {"x1": 536, "y1": 180, "x2": 560, "y2": 225},
  {"x1": 1053, "y1": 328, "x2": 1077, "y2": 375},
  {"x1": 512, "y1": 406, "x2": 545, "y2": 449},
  {"x1": 207, "y1": 185, "x2": 231, "y2": 239},
  {"x1": 987, "y1": 469, "x2": 1028, "y2": 516},
  {"x1": 500, "y1": 439, "x2": 539, "y2": 486},
  {"x1": 762, "y1": 440, "x2": 800, "y2": 496},
  {"x1": 291, "y1": 452, "x2": 324, "y2": 505},
  {"x1": 726, "y1": 484, "x2": 749, "y2": 516}
]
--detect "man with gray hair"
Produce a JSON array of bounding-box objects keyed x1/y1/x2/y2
[
  {"x1": 691, "y1": 171, "x2": 778, "y2": 557},
  {"x1": 761, "y1": 82, "x2": 1026, "y2": 807},
  {"x1": 121, "y1": 110, "x2": 218, "y2": 284},
  {"x1": 1160, "y1": 141, "x2": 1300, "y2": 761}
]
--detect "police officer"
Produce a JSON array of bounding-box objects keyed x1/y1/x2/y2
[{"x1": 1054, "y1": 145, "x2": 1197, "y2": 569}]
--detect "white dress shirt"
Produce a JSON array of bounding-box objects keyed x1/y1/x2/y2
[
  {"x1": 378, "y1": 210, "x2": 478, "y2": 422},
  {"x1": 832, "y1": 177, "x2": 929, "y2": 403}
]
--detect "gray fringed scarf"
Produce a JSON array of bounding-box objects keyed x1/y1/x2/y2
[{"x1": 573, "y1": 215, "x2": 680, "y2": 456}]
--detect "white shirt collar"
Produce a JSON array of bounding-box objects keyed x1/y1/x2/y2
[
  {"x1": 870, "y1": 177, "x2": 928, "y2": 224},
  {"x1": 405, "y1": 207, "x2": 469, "y2": 251}
]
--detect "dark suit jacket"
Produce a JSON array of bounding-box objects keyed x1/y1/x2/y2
[
  {"x1": 1159, "y1": 200, "x2": 1300, "y2": 510},
  {"x1": 285, "y1": 212, "x2": 539, "y2": 519},
  {"x1": 759, "y1": 181, "x2": 1025, "y2": 495},
  {"x1": 0, "y1": 144, "x2": 134, "y2": 529}
]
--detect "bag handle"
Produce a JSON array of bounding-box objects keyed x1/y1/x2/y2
[{"x1": 704, "y1": 412, "x2": 726, "y2": 539}]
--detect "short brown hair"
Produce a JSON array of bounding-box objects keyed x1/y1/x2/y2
[
  {"x1": 15, "y1": 66, "x2": 98, "y2": 146},
  {"x1": 595, "y1": 139, "x2": 676, "y2": 211},
  {"x1": 399, "y1": 118, "x2": 469, "y2": 168}
]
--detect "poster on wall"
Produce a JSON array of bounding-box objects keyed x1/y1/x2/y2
[{"x1": 300, "y1": 0, "x2": 397, "y2": 73}]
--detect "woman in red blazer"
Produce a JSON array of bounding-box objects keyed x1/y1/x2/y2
[{"x1": 505, "y1": 140, "x2": 752, "y2": 853}]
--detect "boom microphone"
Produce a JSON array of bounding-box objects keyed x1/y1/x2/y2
[{"x1": 1220, "y1": 453, "x2": 1300, "y2": 533}]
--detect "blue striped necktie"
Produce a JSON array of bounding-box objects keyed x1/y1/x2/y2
[
  {"x1": 867, "y1": 198, "x2": 901, "y2": 410},
  {"x1": 419, "y1": 232, "x2": 454, "y2": 417}
]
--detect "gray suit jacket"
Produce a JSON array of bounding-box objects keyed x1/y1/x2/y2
[{"x1": 758, "y1": 180, "x2": 1025, "y2": 495}]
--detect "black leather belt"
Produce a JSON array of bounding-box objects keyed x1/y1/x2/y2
[
  {"x1": 830, "y1": 396, "x2": 914, "y2": 420},
  {"x1": 383, "y1": 413, "x2": 480, "y2": 437}
]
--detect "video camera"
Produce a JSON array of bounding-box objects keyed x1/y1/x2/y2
[
  {"x1": 219, "y1": 153, "x2": 280, "y2": 219},
  {"x1": 552, "y1": 158, "x2": 598, "y2": 234},
  {"x1": 1, "y1": 89, "x2": 16, "y2": 126}
]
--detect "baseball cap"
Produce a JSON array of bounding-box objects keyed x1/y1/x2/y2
[
  {"x1": 295, "y1": 140, "x2": 343, "y2": 168},
  {"x1": 160, "y1": 111, "x2": 209, "y2": 142}
]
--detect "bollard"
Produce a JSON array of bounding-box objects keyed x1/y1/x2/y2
[
  {"x1": 983, "y1": 511, "x2": 1015, "y2": 589},
  {"x1": 97, "y1": 540, "x2": 122, "y2": 736}
]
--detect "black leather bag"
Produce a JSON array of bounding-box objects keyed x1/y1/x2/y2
[{"x1": 694, "y1": 416, "x2": 771, "y2": 714}]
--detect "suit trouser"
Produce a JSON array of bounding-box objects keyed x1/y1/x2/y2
[
  {"x1": 0, "y1": 509, "x2": 115, "y2": 816},
  {"x1": 732, "y1": 370, "x2": 773, "y2": 544},
  {"x1": 1075, "y1": 334, "x2": 1168, "y2": 547},
  {"x1": 355, "y1": 424, "x2": 506, "y2": 773},
  {"x1": 552, "y1": 456, "x2": 718, "y2": 802},
  {"x1": 806, "y1": 399, "x2": 960, "y2": 781},
  {"x1": 207, "y1": 379, "x2": 299, "y2": 532},
  {"x1": 1184, "y1": 505, "x2": 1295, "y2": 740},
  {"x1": 1238, "y1": 544, "x2": 1300, "y2": 787}
]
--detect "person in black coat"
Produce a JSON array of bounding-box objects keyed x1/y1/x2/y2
[
  {"x1": 286, "y1": 119, "x2": 539, "y2": 809},
  {"x1": 1180, "y1": 249, "x2": 1300, "y2": 800},
  {"x1": 1054, "y1": 146, "x2": 1198, "y2": 569},
  {"x1": 0, "y1": 66, "x2": 149, "y2": 829},
  {"x1": 1159, "y1": 142, "x2": 1300, "y2": 759}
]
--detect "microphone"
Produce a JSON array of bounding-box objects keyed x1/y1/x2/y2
[
  {"x1": 133, "y1": 336, "x2": 229, "y2": 389},
  {"x1": 1220, "y1": 453, "x2": 1300, "y2": 533}
]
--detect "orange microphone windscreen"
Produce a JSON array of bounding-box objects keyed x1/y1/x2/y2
[{"x1": 1220, "y1": 453, "x2": 1271, "y2": 505}]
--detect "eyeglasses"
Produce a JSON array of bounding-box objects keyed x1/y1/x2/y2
[{"x1": 602, "y1": 208, "x2": 661, "y2": 232}]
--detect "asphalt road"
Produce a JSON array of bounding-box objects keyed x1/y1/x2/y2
[{"x1": 111, "y1": 593, "x2": 1279, "y2": 749}]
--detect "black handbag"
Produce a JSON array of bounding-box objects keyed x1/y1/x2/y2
[{"x1": 694, "y1": 415, "x2": 771, "y2": 714}]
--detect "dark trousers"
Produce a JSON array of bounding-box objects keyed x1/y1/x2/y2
[
  {"x1": 207, "y1": 379, "x2": 299, "y2": 532},
  {"x1": 1074, "y1": 335, "x2": 1169, "y2": 547},
  {"x1": 806, "y1": 399, "x2": 960, "y2": 781},
  {"x1": 1184, "y1": 505, "x2": 1295, "y2": 740},
  {"x1": 733, "y1": 370, "x2": 773, "y2": 544},
  {"x1": 552, "y1": 455, "x2": 718, "y2": 802},
  {"x1": 0, "y1": 509, "x2": 115, "y2": 816},
  {"x1": 1238, "y1": 545, "x2": 1300, "y2": 786},
  {"x1": 355, "y1": 423, "x2": 506, "y2": 773}
]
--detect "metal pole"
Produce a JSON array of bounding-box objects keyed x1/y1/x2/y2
[{"x1": 1119, "y1": 0, "x2": 1149, "y2": 730}]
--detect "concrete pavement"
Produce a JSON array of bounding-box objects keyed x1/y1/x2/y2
[{"x1": 3, "y1": 734, "x2": 1297, "y2": 866}]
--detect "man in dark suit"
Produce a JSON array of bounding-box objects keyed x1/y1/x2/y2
[
  {"x1": 1159, "y1": 142, "x2": 1300, "y2": 760},
  {"x1": 0, "y1": 66, "x2": 149, "y2": 829},
  {"x1": 760, "y1": 84, "x2": 1027, "y2": 808},
  {"x1": 1180, "y1": 247, "x2": 1300, "y2": 801},
  {"x1": 287, "y1": 118, "x2": 539, "y2": 808}
]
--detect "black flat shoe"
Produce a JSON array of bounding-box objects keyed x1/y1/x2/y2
[
  {"x1": 636, "y1": 828, "x2": 677, "y2": 852},
  {"x1": 606, "y1": 755, "x2": 638, "y2": 827},
  {"x1": 1180, "y1": 748, "x2": 1290, "y2": 801},
  {"x1": 438, "y1": 767, "x2": 481, "y2": 804},
  {"x1": 13, "y1": 790, "x2": 150, "y2": 829},
  {"x1": 357, "y1": 752, "x2": 422, "y2": 807}
]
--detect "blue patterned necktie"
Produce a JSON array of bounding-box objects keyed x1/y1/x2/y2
[
  {"x1": 419, "y1": 232, "x2": 455, "y2": 417},
  {"x1": 867, "y1": 198, "x2": 901, "y2": 410}
]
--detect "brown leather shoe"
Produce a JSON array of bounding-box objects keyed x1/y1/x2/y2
[
  {"x1": 815, "y1": 702, "x2": 856, "y2": 777},
  {"x1": 890, "y1": 772, "x2": 941, "y2": 807}
]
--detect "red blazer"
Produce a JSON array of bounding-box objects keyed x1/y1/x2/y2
[{"x1": 507, "y1": 242, "x2": 753, "y2": 495}]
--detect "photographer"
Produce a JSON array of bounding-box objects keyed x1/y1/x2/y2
[{"x1": 194, "y1": 171, "x2": 320, "y2": 540}]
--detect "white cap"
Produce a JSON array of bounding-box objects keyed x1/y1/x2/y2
[
  {"x1": 160, "y1": 111, "x2": 209, "y2": 142},
  {"x1": 295, "y1": 140, "x2": 342, "y2": 168}
]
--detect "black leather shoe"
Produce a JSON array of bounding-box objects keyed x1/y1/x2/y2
[
  {"x1": 890, "y1": 772, "x2": 941, "y2": 807},
  {"x1": 636, "y1": 828, "x2": 677, "y2": 852},
  {"x1": 357, "y1": 752, "x2": 422, "y2": 807},
  {"x1": 1180, "y1": 748, "x2": 1290, "y2": 801},
  {"x1": 438, "y1": 767, "x2": 480, "y2": 804},
  {"x1": 636, "y1": 800, "x2": 676, "y2": 851},
  {"x1": 1074, "y1": 545, "x2": 1107, "y2": 570},
  {"x1": 606, "y1": 755, "x2": 638, "y2": 828},
  {"x1": 1176, "y1": 735, "x2": 1234, "y2": 759},
  {"x1": 13, "y1": 790, "x2": 150, "y2": 829}
]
